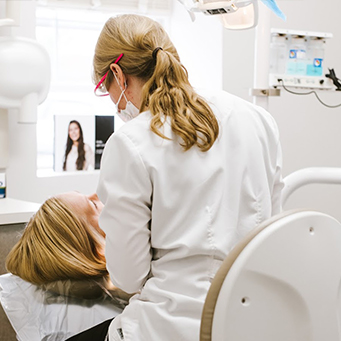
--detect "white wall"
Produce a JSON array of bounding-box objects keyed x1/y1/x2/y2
[
  {"x1": 223, "y1": 0, "x2": 341, "y2": 220},
  {"x1": 169, "y1": 1, "x2": 223, "y2": 90}
]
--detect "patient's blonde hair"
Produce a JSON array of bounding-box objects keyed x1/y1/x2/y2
[
  {"x1": 93, "y1": 14, "x2": 219, "y2": 152},
  {"x1": 6, "y1": 197, "x2": 107, "y2": 286}
]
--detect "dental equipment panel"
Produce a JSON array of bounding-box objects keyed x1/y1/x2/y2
[{"x1": 269, "y1": 29, "x2": 333, "y2": 90}]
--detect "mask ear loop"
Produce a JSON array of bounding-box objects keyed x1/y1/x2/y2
[{"x1": 112, "y1": 71, "x2": 129, "y2": 107}]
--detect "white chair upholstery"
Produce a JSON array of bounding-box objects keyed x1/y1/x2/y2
[
  {"x1": 0, "y1": 274, "x2": 123, "y2": 341},
  {"x1": 200, "y1": 209, "x2": 341, "y2": 341}
]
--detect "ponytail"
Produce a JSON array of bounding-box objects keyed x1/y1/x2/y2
[
  {"x1": 93, "y1": 14, "x2": 219, "y2": 152},
  {"x1": 140, "y1": 49, "x2": 219, "y2": 152}
]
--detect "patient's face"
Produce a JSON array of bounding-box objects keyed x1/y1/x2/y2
[{"x1": 56, "y1": 192, "x2": 105, "y2": 237}]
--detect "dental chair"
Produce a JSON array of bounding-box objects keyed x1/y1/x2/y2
[{"x1": 200, "y1": 208, "x2": 341, "y2": 341}]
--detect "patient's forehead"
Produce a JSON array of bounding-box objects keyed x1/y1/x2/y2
[
  {"x1": 56, "y1": 191, "x2": 83, "y2": 203},
  {"x1": 55, "y1": 191, "x2": 88, "y2": 214},
  {"x1": 54, "y1": 192, "x2": 103, "y2": 236},
  {"x1": 56, "y1": 191, "x2": 79, "y2": 204}
]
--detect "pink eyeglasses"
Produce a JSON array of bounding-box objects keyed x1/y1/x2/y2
[{"x1": 94, "y1": 53, "x2": 124, "y2": 97}]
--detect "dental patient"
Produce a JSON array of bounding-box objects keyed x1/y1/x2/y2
[{"x1": 5, "y1": 192, "x2": 132, "y2": 307}]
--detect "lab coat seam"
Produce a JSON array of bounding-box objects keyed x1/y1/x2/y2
[
  {"x1": 206, "y1": 206, "x2": 218, "y2": 280},
  {"x1": 118, "y1": 131, "x2": 151, "y2": 183},
  {"x1": 255, "y1": 195, "x2": 262, "y2": 226},
  {"x1": 206, "y1": 206, "x2": 215, "y2": 252}
]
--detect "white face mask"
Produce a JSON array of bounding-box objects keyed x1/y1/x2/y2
[{"x1": 113, "y1": 72, "x2": 140, "y2": 123}]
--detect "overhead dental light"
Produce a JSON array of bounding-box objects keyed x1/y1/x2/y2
[
  {"x1": 178, "y1": 0, "x2": 258, "y2": 29},
  {"x1": 178, "y1": 0, "x2": 286, "y2": 30},
  {"x1": 219, "y1": 1, "x2": 258, "y2": 30}
]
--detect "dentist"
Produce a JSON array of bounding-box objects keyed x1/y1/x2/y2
[{"x1": 68, "y1": 13, "x2": 283, "y2": 341}]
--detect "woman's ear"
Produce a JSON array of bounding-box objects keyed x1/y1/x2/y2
[{"x1": 110, "y1": 64, "x2": 126, "y2": 90}]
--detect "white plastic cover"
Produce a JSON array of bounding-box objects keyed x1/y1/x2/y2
[
  {"x1": 210, "y1": 211, "x2": 341, "y2": 340},
  {"x1": 0, "y1": 273, "x2": 122, "y2": 341},
  {"x1": 0, "y1": 37, "x2": 50, "y2": 123}
]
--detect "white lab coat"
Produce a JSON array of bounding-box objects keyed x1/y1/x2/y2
[{"x1": 97, "y1": 89, "x2": 283, "y2": 341}]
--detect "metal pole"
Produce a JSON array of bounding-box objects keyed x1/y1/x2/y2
[
  {"x1": 252, "y1": 1, "x2": 271, "y2": 110},
  {"x1": 0, "y1": 109, "x2": 8, "y2": 169}
]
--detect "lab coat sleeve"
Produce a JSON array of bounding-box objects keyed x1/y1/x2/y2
[{"x1": 97, "y1": 131, "x2": 152, "y2": 294}]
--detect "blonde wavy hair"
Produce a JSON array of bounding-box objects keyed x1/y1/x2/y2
[
  {"x1": 93, "y1": 14, "x2": 219, "y2": 152},
  {"x1": 6, "y1": 197, "x2": 107, "y2": 286}
]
